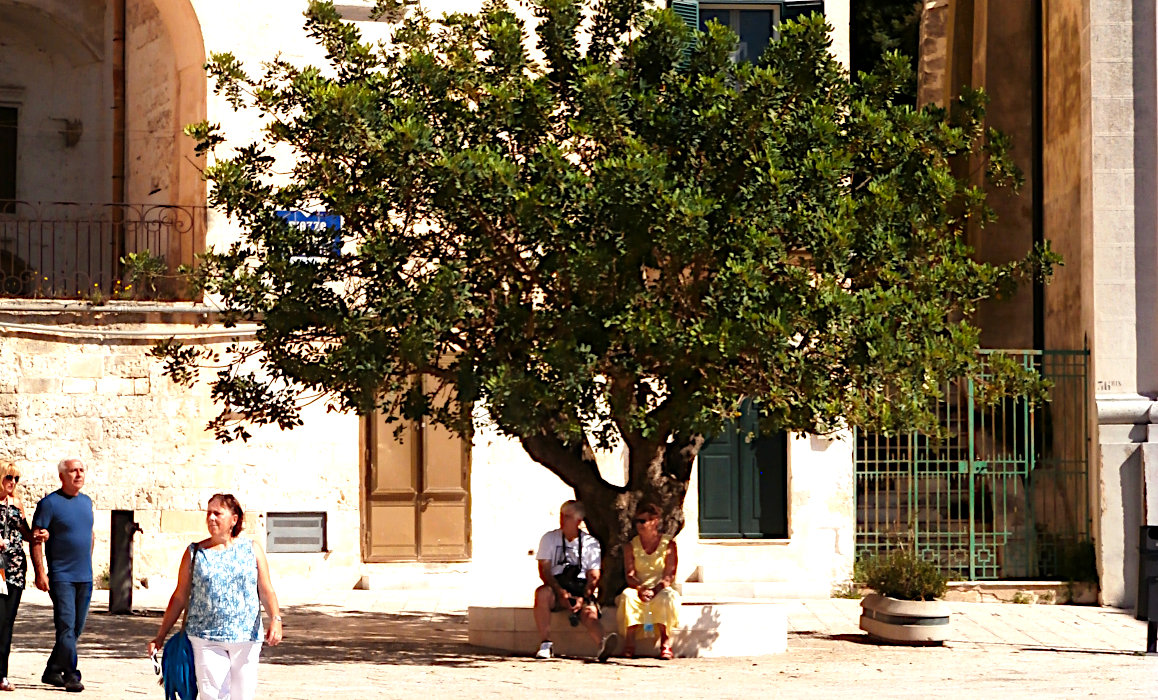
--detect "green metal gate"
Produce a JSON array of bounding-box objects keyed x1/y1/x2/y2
[{"x1": 855, "y1": 350, "x2": 1090, "y2": 580}]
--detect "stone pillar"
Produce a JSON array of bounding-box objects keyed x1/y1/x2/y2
[
  {"x1": 918, "y1": 0, "x2": 953, "y2": 108},
  {"x1": 1089, "y1": 0, "x2": 1158, "y2": 608},
  {"x1": 1096, "y1": 398, "x2": 1156, "y2": 608}
]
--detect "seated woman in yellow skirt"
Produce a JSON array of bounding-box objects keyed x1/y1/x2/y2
[{"x1": 616, "y1": 502, "x2": 680, "y2": 659}]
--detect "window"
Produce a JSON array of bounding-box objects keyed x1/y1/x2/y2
[
  {"x1": 267, "y1": 512, "x2": 328, "y2": 553},
  {"x1": 700, "y1": 4, "x2": 781, "y2": 63},
  {"x1": 0, "y1": 106, "x2": 15, "y2": 211},
  {"x1": 698, "y1": 400, "x2": 789, "y2": 538},
  {"x1": 671, "y1": 0, "x2": 825, "y2": 64}
]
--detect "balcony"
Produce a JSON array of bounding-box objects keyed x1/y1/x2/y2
[{"x1": 0, "y1": 201, "x2": 204, "y2": 301}]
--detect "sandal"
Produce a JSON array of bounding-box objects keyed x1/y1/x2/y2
[
  {"x1": 0, "y1": 678, "x2": 14, "y2": 691},
  {"x1": 659, "y1": 645, "x2": 674, "y2": 660}
]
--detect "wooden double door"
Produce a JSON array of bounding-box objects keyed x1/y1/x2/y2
[{"x1": 363, "y1": 413, "x2": 471, "y2": 561}]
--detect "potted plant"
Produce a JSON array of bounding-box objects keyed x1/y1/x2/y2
[{"x1": 857, "y1": 549, "x2": 951, "y2": 645}]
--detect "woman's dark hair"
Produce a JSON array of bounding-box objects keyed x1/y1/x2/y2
[
  {"x1": 635, "y1": 501, "x2": 662, "y2": 520},
  {"x1": 210, "y1": 493, "x2": 244, "y2": 537}
]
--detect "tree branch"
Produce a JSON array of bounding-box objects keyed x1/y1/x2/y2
[{"x1": 519, "y1": 432, "x2": 616, "y2": 495}]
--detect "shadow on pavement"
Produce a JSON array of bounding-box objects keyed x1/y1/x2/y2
[
  {"x1": 1019, "y1": 646, "x2": 1151, "y2": 657},
  {"x1": 16, "y1": 603, "x2": 495, "y2": 668}
]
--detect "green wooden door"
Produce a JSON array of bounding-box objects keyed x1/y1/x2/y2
[{"x1": 698, "y1": 401, "x2": 788, "y2": 538}]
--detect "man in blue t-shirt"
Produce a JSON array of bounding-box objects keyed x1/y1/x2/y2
[{"x1": 31, "y1": 458, "x2": 94, "y2": 693}]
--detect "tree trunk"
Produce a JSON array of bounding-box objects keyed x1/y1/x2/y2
[{"x1": 521, "y1": 433, "x2": 701, "y2": 606}]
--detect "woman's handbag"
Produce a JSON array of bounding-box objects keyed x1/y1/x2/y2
[
  {"x1": 0, "y1": 502, "x2": 12, "y2": 596},
  {"x1": 161, "y1": 630, "x2": 196, "y2": 700},
  {"x1": 160, "y1": 544, "x2": 199, "y2": 700}
]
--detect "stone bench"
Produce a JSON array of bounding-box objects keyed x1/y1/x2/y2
[{"x1": 468, "y1": 602, "x2": 788, "y2": 658}]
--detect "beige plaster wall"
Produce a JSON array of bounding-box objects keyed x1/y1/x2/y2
[{"x1": 680, "y1": 432, "x2": 855, "y2": 596}]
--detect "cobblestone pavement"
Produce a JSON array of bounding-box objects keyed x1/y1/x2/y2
[{"x1": 0, "y1": 589, "x2": 1154, "y2": 698}]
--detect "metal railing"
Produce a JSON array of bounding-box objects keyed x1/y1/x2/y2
[
  {"x1": 854, "y1": 349, "x2": 1092, "y2": 581},
  {"x1": 0, "y1": 200, "x2": 205, "y2": 301}
]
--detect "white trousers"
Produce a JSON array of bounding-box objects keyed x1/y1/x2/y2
[{"x1": 189, "y1": 636, "x2": 262, "y2": 700}]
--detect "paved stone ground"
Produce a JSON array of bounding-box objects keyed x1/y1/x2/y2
[{"x1": 0, "y1": 588, "x2": 1154, "y2": 698}]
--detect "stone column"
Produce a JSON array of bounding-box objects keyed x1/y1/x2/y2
[{"x1": 1090, "y1": 0, "x2": 1158, "y2": 608}]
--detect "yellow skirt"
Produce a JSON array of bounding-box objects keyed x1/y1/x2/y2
[{"x1": 616, "y1": 587, "x2": 681, "y2": 635}]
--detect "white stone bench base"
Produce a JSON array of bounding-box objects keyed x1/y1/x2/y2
[{"x1": 468, "y1": 603, "x2": 788, "y2": 658}]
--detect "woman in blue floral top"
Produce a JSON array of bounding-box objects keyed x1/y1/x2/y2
[
  {"x1": 0, "y1": 460, "x2": 33, "y2": 692},
  {"x1": 148, "y1": 494, "x2": 282, "y2": 700}
]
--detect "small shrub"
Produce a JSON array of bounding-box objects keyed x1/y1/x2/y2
[
  {"x1": 1011, "y1": 591, "x2": 1033, "y2": 604},
  {"x1": 121, "y1": 250, "x2": 169, "y2": 299},
  {"x1": 832, "y1": 581, "x2": 862, "y2": 599},
  {"x1": 859, "y1": 549, "x2": 947, "y2": 601}
]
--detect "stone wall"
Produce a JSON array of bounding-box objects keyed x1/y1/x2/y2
[{"x1": 0, "y1": 313, "x2": 362, "y2": 592}]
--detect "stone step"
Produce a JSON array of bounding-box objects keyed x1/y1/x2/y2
[
  {"x1": 676, "y1": 581, "x2": 823, "y2": 601},
  {"x1": 468, "y1": 602, "x2": 788, "y2": 659},
  {"x1": 944, "y1": 580, "x2": 1098, "y2": 604}
]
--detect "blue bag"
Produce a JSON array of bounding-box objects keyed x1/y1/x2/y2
[
  {"x1": 161, "y1": 630, "x2": 197, "y2": 700},
  {"x1": 161, "y1": 543, "x2": 199, "y2": 700}
]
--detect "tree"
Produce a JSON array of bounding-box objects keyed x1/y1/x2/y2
[
  {"x1": 850, "y1": 0, "x2": 921, "y2": 98},
  {"x1": 161, "y1": 0, "x2": 1055, "y2": 598}
]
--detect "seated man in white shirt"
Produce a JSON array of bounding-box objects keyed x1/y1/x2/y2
[{"x1": 533, "y1": 500, "x2": 618, "y2": 661}]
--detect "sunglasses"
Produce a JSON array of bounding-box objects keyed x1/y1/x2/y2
[
  {"x1": 2, "y1": 476, "x2": 17, "y2": 483},
  {"x1": 634, "y1": 518, "x2": 654, "y2": 525}
]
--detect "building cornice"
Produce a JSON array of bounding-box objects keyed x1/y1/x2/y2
[{"x1": 1096, "y1": 395, "x2": 1158, "y2": 424}]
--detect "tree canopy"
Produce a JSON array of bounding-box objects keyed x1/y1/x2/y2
[{"x1": 162, "y1": 0, "x2": 1055, "y2": 565}]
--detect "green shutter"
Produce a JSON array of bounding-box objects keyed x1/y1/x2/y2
[
  {"x1": 781, "y1": 1, "x2": 825, "y2": 24},
  {"x1": 699, "y1": 424, "x2": 741, "y2": 537},
  {"x1": 699, "y1": 400, "x2": 789, "y2": 539},
  {"x1": 670, "y1": 0, "x2": 699, "y2": 32},
  {"x1": 670, "y1": 0, "x2": 699, "y2": 67}
]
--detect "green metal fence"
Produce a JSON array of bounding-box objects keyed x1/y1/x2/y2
[{"x1": 854, "y1": 350, "x2": 1090, "y2": 581}]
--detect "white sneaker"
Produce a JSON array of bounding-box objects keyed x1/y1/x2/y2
[{"x1": 535, "y1": 641, "x2": 553, "y2": 659}]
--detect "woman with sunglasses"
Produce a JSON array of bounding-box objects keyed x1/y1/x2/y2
[
  {"x1": 616, "y1": 501, "x2": 680, "y2": 659},
  {"x1": 0, "y1": 461, "x2": 34, "y2": 691}
]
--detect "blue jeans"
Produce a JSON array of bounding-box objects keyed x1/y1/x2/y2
[{"x1": 47, "y1": 580, "x2": 92, "y2": 678}]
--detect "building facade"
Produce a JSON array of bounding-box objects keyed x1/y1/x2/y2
[
  {"x1": 919, "y1": 0, "x2": 1158, "y2": 608},
  {"x1": 0, "y1": 0, "x2": 855, "y2": 599}
]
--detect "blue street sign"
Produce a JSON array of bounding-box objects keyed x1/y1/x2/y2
[{"x1": 276, "y1": 210, "x2": 343, "y2": 262}]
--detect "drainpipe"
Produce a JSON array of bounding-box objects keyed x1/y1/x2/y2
[
  {"x1": 112, "y1": 0, "x2": 126, "y2": 205},
  {"x1": 1031, "y1": 0, "x2": 1044, "y2": 351},
  {"x1": 112, "y1": 0, "x2": 126, "y2": 277}
]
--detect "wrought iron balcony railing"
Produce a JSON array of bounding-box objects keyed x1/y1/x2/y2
[{"x1": 0, "y1": 200, "x2": 205, "y2": 301}]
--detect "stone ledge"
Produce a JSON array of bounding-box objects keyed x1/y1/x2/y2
[
  {"x1": 945, "y1": 580, "x2": 1098, "y2": 605},
  {"x1": 468, "y1": 603, "x2": 788, "y2": 658}
]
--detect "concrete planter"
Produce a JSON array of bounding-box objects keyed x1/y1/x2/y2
[{"x1": 859, "y1": 593, "x2": 951, "y2": 645}]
